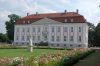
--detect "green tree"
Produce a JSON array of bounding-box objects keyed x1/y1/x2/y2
[
  {"x1": 87, "y1": 22, "x2": 95, "y2": 47},
  {"x1": 94, "y1": 22, "x2": 100, "y2": 46},
  {"x1": 0, "y1": 33, "x2": 8, "y2": 42},
  {"x1": 5, "y1": 14, "x2": 20, "y2": 42}
]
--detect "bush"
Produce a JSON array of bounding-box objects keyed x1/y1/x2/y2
[
  {"x1": 0, "y1": 44, "x2": 26, "y2": 49},
  {"x1": 61, "y1": 49, "x2": 95, "y2": 66}
]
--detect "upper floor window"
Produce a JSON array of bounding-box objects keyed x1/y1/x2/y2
[
  {"x1": 27, "y1": 36, "x2": 29, "y2": 41},
  {"x1": 56, "y1": 36, "x2": 60, "y2": 41},
  {"x1": 79, "y1": 36, "x2": 81, "y2": 42},
  {"x1": 70, "y1": 36, "x2": 74, "y2": 41},
  {"x1": 38, "y1": 27, "x2": 40, "y2": 32},
  {"x1": 71, "y1": 27, "x2": 73, "y2": 32},
  {"x1": 32, "y1": 36, "x2": 35, "y2": 41},
  {"x1": 33, "y1": 27, "x2": 35, "y2": 32},
  {"x1": 64, "y1": 27, "x2": 67, "y2": 32},
  {"x1": 16, "y1": 36, "x2": 19, "y2": 40},
  {"x1": 64, "y1": 36, "x2": 67, "y2": 41},
  {"x1": 22, "y1": 28, "x2": 25, "y2": 32},
  {"x1": 16, "y1": 28, "x2": 19, "y2": 32},
  {"x1": 57, "y1": 27, "x2": 60, "y2": 32},
  {"x1": 22, "y1": 36, "x2": 25, "y2": 41},
  {"x1": 27, "y1": 28, "x2": 30, "y2": 32},
  {"x1": 38, "y1": 36, "x2": 40, "y2": 41},
  {"x1": 79, "y1": 27, "x2": 81, "y2": 32},
  {"x1": 52, "y1": 36, "x2": 54, "y2": 41},
  {"x1": 52, "y1": 27, "x2": 54, "y2": 32}
]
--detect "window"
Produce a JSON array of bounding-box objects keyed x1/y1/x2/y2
[
  {"x1": 27, "y1": 28, "x2": 29, "y2": 32},
  {"x1": 71, "y1": 27, "x2": 73, "y2": 32},
  {"x1": 64, "y1": 27, "x2": 67, "y2": 32},
  {"x1": 57, "y1": 44, "x2": 59, "y2": 47},
  {"x1": 22, "y1": 36, "x2": 24, "y2": 41},
  {"x1": 71, "y1": 19, "x2": 73, "y2": 22},
  {"x1": 51, "y1": 44, "x2": 54, "y2": 46},
  {"x1": 16, "y1": 36, "x2": 19, "y2": 40},
  {"x1": 22, "y1": 28, "x2": 25, "y2": 32},
  {"x1": 38, "y1": 36, "x2": 40, "y2": 41},
  {"x1": 28, "y1": 20, "x2": 30, "y2": 23},
  {"x1": 78, "y1": 45, "x2": 81, "y2": 47},
  {"x1": 52, "y1": 36, "x2": 54, "y2": 41},
  {"x1": 16, "y1": 28, "x2": 19, "y2": 32},
  {"x1": 79, "y1": 27, "x2": 81, "y2": 32},
  {"x1": 57, "y1": 27, "x2": 60, "y2": 32},
  {"x1": 65, "y1": 19, "x2": 67, "y2": 22},
  {"x1": 64, "y1": 44, "x2": 66, "y2": 46},
  {"x1": 23, "y1": 21, "x2": 25, "y2": 24},
  {"x1": 70, "y1": 36, "x2": 74, "y2": 41},
  {"x1": 64, "y1": 36, "x2": 67, "y2": 41},
  {"x1": 56, "y1": 36, "x2": 60, "y2": 41},
  {"x1": 52, "y1": 27, "x2": 54, "y2": 32},
  {"x1": 70, "y1": 44, "x2": 73, "y2": 47},
  {"x1": 32, "y1": 36, "x2": 35, "y2": 41},
  {"x1": 33, "y1": 27, "x2": 35, "y2": 32},
  {"x1": 44, "y1": 35, "x2": 47, "y2": 41},
  {"x1": 79, "y1": 36, "x2": 81, "y2": 42},
  {"x1": 45, "y1": 27, "x2": 48, "y2": 32},
  {"x1": 38, "y1": 27, "x2": 40, "y2": 32},
  {"x1": 27, "y1": 36, "x2": 29, "y2": 41}
]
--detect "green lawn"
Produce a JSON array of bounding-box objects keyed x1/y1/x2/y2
[
  {"x1": 74, "y1": 50, "x2": 100, "y2": 66},
  {"x1": 0, "y1": 49, "x2": 66, "y2": 57}
]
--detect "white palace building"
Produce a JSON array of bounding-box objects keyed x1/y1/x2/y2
[{"x1": 14, "y1": 10, "x2": 88, "y2": 48}]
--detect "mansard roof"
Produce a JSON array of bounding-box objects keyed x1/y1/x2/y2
[{"x1": 16, "y1": 11, "x2": 86, "y2": 25}]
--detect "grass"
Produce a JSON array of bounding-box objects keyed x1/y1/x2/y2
[
  {"x1": 0, "y1": 48, "x2": 66, "y2": 58},
  {"x1": 74, "y1": 50, "x2": 100, "y2": 66}
]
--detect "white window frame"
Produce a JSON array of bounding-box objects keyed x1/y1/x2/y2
[
  {"x1": 64, "y1": 27, "x2": 67, "y2": 32},
  {"x1": 71, "y1": 27, "x2": 73, "y2": 32},
  {"x1": 70, "y1": 36, "x2": 74, "y2": 41},
  {"x1": 52, "y1": 26, "x2": 54, "y2": 32},
  {"x1": 51, "y1": 36, "x2": 54, "y2": 41}
]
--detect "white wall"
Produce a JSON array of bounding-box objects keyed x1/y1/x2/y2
[{"x1": 14, "y1": 18, "x2": 88, "y2": 48}]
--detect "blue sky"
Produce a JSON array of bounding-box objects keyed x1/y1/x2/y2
[{"x1": 0, "y1": 0, "x2": 100, "y2": 33}]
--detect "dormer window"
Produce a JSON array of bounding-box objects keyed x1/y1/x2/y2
[
  {"x1": 28, "y1": 20, "x2": 30, "y2": 24},
  {"x1": 65, "y1": 19, "x2": 67, "y2": 22},
  {"x1": 71, "y1": 19, "x2": 73, "y2": 22},
  {"x1": 23, "y1": 21, "x2": 25, "y2": 24}
]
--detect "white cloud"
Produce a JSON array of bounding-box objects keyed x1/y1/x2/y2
[
  {"x1": 0, "y1": 0, "x2": 100, "y2": 33},
  {"x1": 0, "y1": 11, "x2": 11, "y2": 20},
  {"x1": 0, "y1": 11, "x2": 12, "y2": 33}
]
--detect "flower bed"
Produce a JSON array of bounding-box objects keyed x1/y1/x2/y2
[{"x1": 0, "y1": 48, "x2": 94, "y2": 66}]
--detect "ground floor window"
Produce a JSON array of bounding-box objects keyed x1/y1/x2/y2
[
  {"x1": 70, "y1": 44, "x2": 73, "y2": 47},
  {"x1": 64, "y1": 44, "x2": 66, "y2": 46},
  {"x1": 78, "y1": 45, "x2": 81, "y2": 47},
  {"x1": 57, "y1": 44, "x2": 59, "y2": 47},
  {"x1": 51, "y1": 44, "x2": 54, "y2": 46}
]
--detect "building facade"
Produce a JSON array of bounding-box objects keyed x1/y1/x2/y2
[{"x1": 14, "y1": 10, "x2": 88, "y2": 48}]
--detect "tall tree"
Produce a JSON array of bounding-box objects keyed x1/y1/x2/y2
[
  {"x1": 94, "y1": 22, "x2": 100, "y2": 46},
  {"x1": 0, "y1": 33, "x2": 8, "y2": 42},
  {"x1": 5, "y1": 14, "x2": 20, "y2": 42},
  {"x1": 87, "y1": 22, "x2": 95, "y2": 47}
]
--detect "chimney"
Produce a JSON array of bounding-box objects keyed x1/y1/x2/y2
[
  {"x1": 27, "y1": 13, "x2": 29, "y2": 16},
  {"x1": 76, "y1": 9, "x2": 79, "y2": 14},
  {"x1": 64, "y1": 10, "x2": 67, "y2": 13}
]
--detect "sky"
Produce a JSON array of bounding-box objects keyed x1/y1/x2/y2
[{"x1": 0, "y1": 0, "x2": 100, "y2": 34}]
